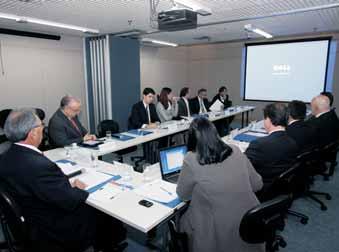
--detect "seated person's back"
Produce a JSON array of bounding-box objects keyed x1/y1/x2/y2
[
  {"x1": 286, "y1": 100, "x2": 316, "y2": 152},
  {"x1": 0, "y1": 109, "x2": 91, "y2": 250},
  {"x1": 307, "y1": 95, "x2": 339, "y2": 147},
  {"x1": 245, "y1": 103, "x2": 299, "y2": 187},
  {"x1": 177, "y1": 117, "x2": 264, "y2": 252}
]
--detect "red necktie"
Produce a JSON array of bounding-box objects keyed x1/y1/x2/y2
[{"x1": 70, "y1": 118, "x2": 81, "y2": 136}]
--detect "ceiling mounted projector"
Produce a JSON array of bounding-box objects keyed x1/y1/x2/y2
[{"x1": 158, "y1": 9, "x2": 197, "y2": 31}]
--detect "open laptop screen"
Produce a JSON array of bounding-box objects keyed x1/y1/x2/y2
[{"x1": 159, "y1": 145, "x2": 187, "y2": 175}]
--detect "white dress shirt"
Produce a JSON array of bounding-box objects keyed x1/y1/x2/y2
[
  {"x1": 15, "y1": 143, "x2": 42, "y2": 154},
  {"x1": 183, "y1": 97, "x2": 190, "y2": 117},
  {"x1": 198, "y1": 97, "x2": 207, "y2": 114}
]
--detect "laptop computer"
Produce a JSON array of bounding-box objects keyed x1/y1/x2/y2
[{"x1": 159, "y1": 145, "x2": 187, "y2": 184}]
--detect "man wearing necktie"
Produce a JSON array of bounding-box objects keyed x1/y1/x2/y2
[
  {"x1": 48, "y1": 96, "x2": 96, "y2": 147},
  {"x1": 189, "y1": 88, "x2": 210, "y2": 115},
  {"x1": 128, "y1": 88, "x2": 160, "y2": 130}
]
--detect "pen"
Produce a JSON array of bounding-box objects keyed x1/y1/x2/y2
[{"x1": 160, "y1": 186, "x2": 173, "y2": 196}]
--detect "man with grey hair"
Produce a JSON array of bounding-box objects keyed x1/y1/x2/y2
[
  {"x1": 307, "y1": 95, "x2": 339, "y2": 147},
  {"x1": 48, "y1": 95, "x2": 96, "y2": 147},
  {"x1": 0, "y1": 109, "x2": 126, "y2": 251}
]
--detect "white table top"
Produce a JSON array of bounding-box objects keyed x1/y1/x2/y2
[
  {"x1": 60, "y1": 105, "x2": 255, "y2": 157},
  {"x1": 45, "y1": 149, "x2": 185, "y2": 233}
]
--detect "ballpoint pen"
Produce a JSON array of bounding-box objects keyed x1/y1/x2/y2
[{"x1": 160, "y1": 186, "x2": 173, "y2": 196}]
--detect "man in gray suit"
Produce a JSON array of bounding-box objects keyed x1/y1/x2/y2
[{"x1": 48, "y1": 96, "x2": 96, "y2": 147}]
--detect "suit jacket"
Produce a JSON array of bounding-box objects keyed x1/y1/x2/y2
[
  {"x1": 211, "y1": 94, "x2": 232, "y2": 109},
  {"x1": 0, "y1": 144, "x2": 92, "y2": 249},
  {"x1": 189, "y1": 97, "x2": 210, "y2": 115},
  {"x1": 245, "y1": 131, "x2": 299, "y2": 186},
  {"x1": 286, "y1": 120, "x2": 316, "y2": 152},
  {"x1": 48, "y1": 109, "x2": 88, "y2": 147},
  {"x1": 128, "y1": 101, "x2": 160, "y2": 129},
  {"x1": 177, "y1": 97, "x2": 191, "y2": 118},
  {"x1": 306, "y1": 110, "x2": 339, "y2": 147},
  {"x1": 177, "y1": 146, "x2": 264, "y2": 252}
]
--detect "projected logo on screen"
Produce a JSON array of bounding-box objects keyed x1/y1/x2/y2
[{"x1": 272, "y1": 64, "x2": 291, "y2": 76}]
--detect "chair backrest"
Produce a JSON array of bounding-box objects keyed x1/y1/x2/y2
[
  {"x1": 0, "y1": 185, "x2": 28, "y2": 248},
  {"x1": 0, "y1": 109, "x2": 12, "y2": 129},
  {"x1": 260, "y1": 162, "x2": 302, "y2": 201},
  {"x1": 239, "y1": 195, "x2": 292, "y2": 244},
  {"x1": 34, "y1": 108, "x2": 45, "y2": 121},
  {"x1": 318, "y1": 140, "x2": 339, "y2": 161},
  {"x1": 97, "y1": 120, "x2": 120, "y2": 138}
]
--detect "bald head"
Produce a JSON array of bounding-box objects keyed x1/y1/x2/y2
[
  {"x1": 60, "y1": 95, "x2": 81, "y2": 119},
  {"x1": 311, "y1": 95, "x2": 330, "y2": 116}
]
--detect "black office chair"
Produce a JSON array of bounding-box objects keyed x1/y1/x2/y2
[
  {"x1": 258, "y1": 162, "x2": 309, "y2": 224},
  {"x1": 97, "y1": 120, "x2": 144, "y2": 165},
  {"x1": 297, "y1": 150, "x2": 332, "y2": 211},
  {"x1": 318, "y1": 140, "x2": 339, "y2": 180},
  {"x1": 0, "y1": 109, "x2": 12, "y2": 129},
  {"x1": 168, "y1": 220, "x2": 188, "y2": 252},
  {"x1": 0, "y1": 186, "x2": 29, "y2": 252},
  {"x1": 239, "y1": 195, "x2": 292, "y2": 252}
]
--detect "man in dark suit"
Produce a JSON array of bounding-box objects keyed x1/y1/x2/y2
[
  {"x1": 210, "y1": 86, "x2": 232, "y2": 109},
  {"x1": 0, "y1": 109, "x2": 126, "y2": 251},
  {"x1": 245, "y1": 103, "x2": 299, "y2": 187},
  {"x1": 189, "y1": 88, "x2": 210, "y2": 115},
  {"x1": 211, "y1": 86, "x2": 233, "y2": 136},
  {"x1": 307, "y1": 95, "x2": 339, "y2": 147},
  {"x1": 128, "y1": 87, "x2": 160, "y2": 129},
  {"x1": 286, "y1": 100, "x2": 316, "y2": 152},
  {"x1": 177, "y1": 87, "x2": 191, "y2": 118},
  {"x1": 48, "y1": 96, "x2": 96, "y2": 147}
]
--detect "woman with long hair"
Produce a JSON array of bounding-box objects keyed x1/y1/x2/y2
[
  {"x1": 177, "y1": 117, "x2": 264, "y2": 252},
  {"x1": 156, "y1": 87, "x2": 178, "y2": 122}
]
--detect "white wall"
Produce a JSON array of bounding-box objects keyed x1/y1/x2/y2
[
  {"x1": 140, "y1": 46, "x2": 189, "y2": 97},
  {"x1": 0, "y1": 34, "x2": 88, "y2": 127},
  {"x1": 141, "y1": 33, "x2": 339, "y2": 121}
]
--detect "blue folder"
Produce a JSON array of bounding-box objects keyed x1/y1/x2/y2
[
  {"x1": 55, "y1": 159, "x2": 77, "y2": 165},
  {"x1": 127, "y1": 129, "x2": 153, "y2": 136},
  {"x1": 111, "y1": 133, "x2": 135, "y2": 141},
  {"x1": 151, "y1": 197, "x2": 182, "y2": 209},
  {"x1": 233, "y1": 133, "x2": 260, "y2": 143}
]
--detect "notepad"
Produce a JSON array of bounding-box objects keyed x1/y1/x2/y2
[
  {"x1": 55, "y1": 159, "x2": 83, "y2": 178},
  {"x1": 134, "y1": 179, "x2": 178, "y2": 204},
  {"x1": 111, "y1": 133, "x2": 135, "y2": 141},
  {"x1": 127, "y1": 129, "x2": 153, "y2": 136}
]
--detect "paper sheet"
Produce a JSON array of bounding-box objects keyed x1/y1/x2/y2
[
  {"x1": 70, "y1": 170, "x2": 113, "y2": 190},
  {"x1": 209, "y1": 99, "x2": 224, "y2": 112},
  {"x1": 88, "y1": 183, "x2": 124, "y2": 202},
  {"x1": 134, "y1": 179, "x2": 178, "y2": 203},
  {"x1": 55, "y1": 161, "x2": 83, "y2": 177}
]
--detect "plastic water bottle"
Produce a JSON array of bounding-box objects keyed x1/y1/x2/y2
[{"x1": 90, "y1": 152, "x2": 98, "y2": 168}]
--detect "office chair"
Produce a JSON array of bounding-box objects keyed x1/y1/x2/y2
[
  {"x1": 239, "y1": 195, "x2": 292, "y2": 252},
  {"x1": 168, "y1": 219, "x2": 188, "y2": 252},
  {"x1": 0, "y1": 185, "x2": 29, "y2": 252},
  {"x1": 97, "y1": 120, "x2": 144, "y2": 165},
  {"x1": 258, "y1": 162, "x2": 309, "y2": 224},
  {"x1": 297, "y1": 150, "x2": 332, "y2": 211},
  {"x1": 0, "y1": 109, "x2": 12, "y2": 130},
  {"x1": 318, "y1": 140, "x2": 339, "y2": 180}
]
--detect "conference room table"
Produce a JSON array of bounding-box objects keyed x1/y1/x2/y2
[
  {"x1": 84, "y1": 105, "x2": 255, "y2": 158},
  {"x1": 45, "y1": 148, "x2": 185, "y2": 250},
  {"x1": 44, "y1": 148, "x2": 186, "y2": 251}
]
